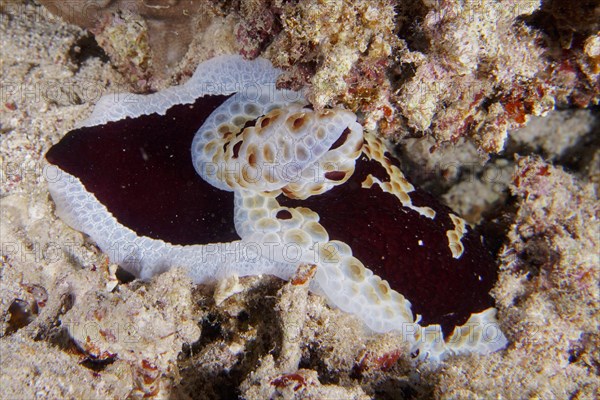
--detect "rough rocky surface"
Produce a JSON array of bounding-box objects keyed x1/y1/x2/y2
[{"x1": 37, "y1": 0, "x2": 599, "y2": 152}]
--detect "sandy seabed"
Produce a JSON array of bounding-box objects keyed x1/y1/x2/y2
[{"x1": 1, "y1": 2, "x2": 598, "y2": 399}]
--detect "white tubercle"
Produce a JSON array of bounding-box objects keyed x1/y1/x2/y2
[{"x1": 191, "y1": 89, "x2": 363, "y2": 196}]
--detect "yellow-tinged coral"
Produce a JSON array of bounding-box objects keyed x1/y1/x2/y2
[
  {"x1": 264, "y1": 0, "x2": 398, "y2": 109},
  {"x1": 93, "y1": 10, "x2": 152, "y2": 90},
  {"x1": 583, "y1": 33, "x2": 600, "y2": 74}
]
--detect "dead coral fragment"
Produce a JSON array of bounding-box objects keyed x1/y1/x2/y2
[
  {"x1": 583, "y1": 34, "x2": 600, "y2": 74},
  {"x1": 263, "y1": 0, "x2": 398, "y2": 110},
  {"x1": 393, "y1": 0, "x2": 551, "y2": 152},
  {"x1": 60, "y1": 269, "x2": 201, "y2": 398},
  {"x1": 92, "y1": 10, "x2": 152, "y2": 90},
  {"x1": 235, "y1": 0, "x2": 282, "y2": 59},
  {"x1": 39, "y1": 0, "x2": 210, "y2": 90}
]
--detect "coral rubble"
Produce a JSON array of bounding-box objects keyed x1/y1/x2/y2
[
  {"x1": 435, "y1": 156, "x2": 600, "y2": 399},
  {"x1": 37, "y1": 0, "x2": 214, "y2": 90}
]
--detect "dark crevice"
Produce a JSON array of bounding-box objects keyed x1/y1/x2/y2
[
  {"x1": 115, "y1": 267, "x2": 136, "y2": 284},
  {"x1": 68, "y1": 34, "x2": 109, "y2": 65}
]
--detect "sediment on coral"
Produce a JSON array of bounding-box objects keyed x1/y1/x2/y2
[
  {"x1": 234, "y1": 0, "x2": 599, "y2": 154},
  {"x1": 431, "y1": 155, "x2": 600, "y2": 399}
]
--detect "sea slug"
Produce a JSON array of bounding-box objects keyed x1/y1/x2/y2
[{"x1": 45, "y1": 55, "x2": 507, "y2": 362}]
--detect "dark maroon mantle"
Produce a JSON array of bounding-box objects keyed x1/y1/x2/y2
[
  {"x1": 280, "y1": 153, "x2": 497, "y2": 335},
  {"x1": 45, "y1": 94, "x2": 240, "y2": 245}
]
